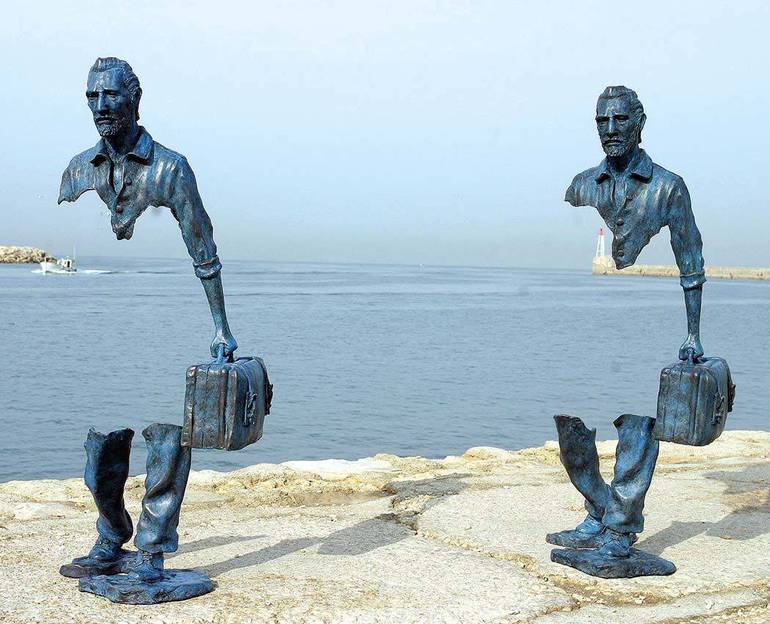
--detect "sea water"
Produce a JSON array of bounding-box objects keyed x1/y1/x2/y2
[{"x1": 1, "y1": 258, "x2": 767, "y2": 481}]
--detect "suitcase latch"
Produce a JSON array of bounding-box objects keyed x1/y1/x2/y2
[
  {"x1": 712, "y1": 394, "x2": 725, "y2": 425},
  {"x1": 244, "y1": 392, "x2": 259, "y2": 426}
]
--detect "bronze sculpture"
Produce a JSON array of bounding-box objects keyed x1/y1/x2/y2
[
  {"x1": 547, "y1": 86, "x2": 733, "y2": 578},
  {"x1": 56, "y1": 57, "x2": 244, "y2": 603},
  {"x1": 565, "y1": 86, "x2": 705, "y2": 361},
  {"x1": 52, "y1": 62, "x2": 735, "y2": 591},
  {"x1": 59, "y1": 57, "x2": 237, "y2": 359}
]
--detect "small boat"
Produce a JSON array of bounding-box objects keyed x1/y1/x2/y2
[{"x1": 40, "y1": 256, "x2": 76, "y2": 274}]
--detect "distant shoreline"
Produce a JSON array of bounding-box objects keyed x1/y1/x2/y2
[
  {"x1": 592, "y1": 256, "x2": 770, "y2": 281},
  {"x1": 2, "y1": 250, "x2": 767, "y2": 278}
]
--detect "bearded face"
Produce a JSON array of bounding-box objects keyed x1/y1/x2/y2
[
  {"x1": 94, "y1": 114, "x2": 132, "y2": 137},
  {"x1": 595, "y1": 96, "x2": 643, "y2": 159},
  {"x1": 86, "y1": 68, "x2": 137, "y2": 138}
]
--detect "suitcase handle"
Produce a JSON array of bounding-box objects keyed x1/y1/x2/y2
[
  {"x1": 214, "y1": 344, "x2": 235, "y2": 364},
  {"x1": 684, "y1": 352, "x2": 704, "y2": 366}
]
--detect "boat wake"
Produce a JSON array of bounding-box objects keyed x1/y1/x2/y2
[{"x1": 31, "y1": 268, "x2": 115, "y2": 275}]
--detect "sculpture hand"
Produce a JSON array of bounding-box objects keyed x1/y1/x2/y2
[
  {"x1": 678, "y1": 334, "x2": 704, "y2": 361},
  {"x1": 211, "y1": 330, "x2": 238, "y2": 359}
]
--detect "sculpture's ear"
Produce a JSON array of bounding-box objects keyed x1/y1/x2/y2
[
  {"x1": 638, "y1": 113, "x2": 647, "y2": 144},
  {"x1": 134, "y1": 88, "x2": 142, "y2": 121}
]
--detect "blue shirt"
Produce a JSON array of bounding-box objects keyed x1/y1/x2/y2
[
  {"x1": 58, "y1": 127, "x2": 221, "y2": 279},
  {"x1": 565, "y1": 149, "x2": 705, "y2": 290}
]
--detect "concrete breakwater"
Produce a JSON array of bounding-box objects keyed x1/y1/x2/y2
[
  {"x1": 593, "y1": 256, "x2": 770, "y2": 281},
  {"x1": 0, "y1": 245, "x2": 52, "y2": 264},
  {"x1": 2, "y1": 431, "x2": 770, "y2": 623}
]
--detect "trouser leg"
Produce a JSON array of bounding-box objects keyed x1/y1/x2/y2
[
  {"x1": 134, "y1": 423, "x2": 191, "y2": 554},
  {"x1": 60, "y1": 428, "x2": 135, "y2": 578},
  {"x1": 84, "y1": 428, "x2": 134, "y2": 545},
  {"x1": 602, "y1": 414, "x2": 659, "y2": 534},
  {"x1": 554, "y1": 415, "x2": 610, "y2": 521}
]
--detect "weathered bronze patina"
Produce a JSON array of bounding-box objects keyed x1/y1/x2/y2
[{"x1": 57, "y1": 57, "x2": 238, "y2": 603}]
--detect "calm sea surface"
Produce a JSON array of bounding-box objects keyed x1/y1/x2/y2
[{"x1": 1, "y1": 258, "x2": 768, "y2": 481}]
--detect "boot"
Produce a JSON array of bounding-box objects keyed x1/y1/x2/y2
[
  {"x1": 546, "y1": 514, "x2": 605, "y2": 548},
  {"x1": 596, "y1": 528, "x2": 637, "y2": 558},
  {"x1": 546, "y1": 416, "x2": 610, "y2": 548},
  {"x1": 60, "y1": 428, "x2": 135, "y2": 578},
  {"x1": 71, "y1": 536, "x2": 125, "y2": 565},
  {"x1": 127, "y1": 550, "x2": 164, "y2": 582}
]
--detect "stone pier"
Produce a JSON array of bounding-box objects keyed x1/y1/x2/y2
[
  {"x1": 592, "y1": 256, "x2": 770, "y2": 281},
  {"x1": 1, "y1": 431, "x2": 769, "y2": 623}
]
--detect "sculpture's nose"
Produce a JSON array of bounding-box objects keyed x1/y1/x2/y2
[
  {"x1": 606, "y1": 118, "x2": 618, "y2": 135},
  {"x1": 96, "y1": 92, "x2": 108, "y2": 112}
]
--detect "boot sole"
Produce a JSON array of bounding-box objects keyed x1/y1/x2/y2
[
  {"x1": 545, "y1": 531, "x2": 604, "y2": 549},
  {"x1": 59, "y1": 551, "x2": 135, "y2": 578}
]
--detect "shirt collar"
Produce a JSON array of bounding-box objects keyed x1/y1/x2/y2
[
  {"x1": 89, "y1": 127, "x2": 153, "y2": 165},
  {"x1": 595, "y1": 149, "x2": 653, "y2": 183}
]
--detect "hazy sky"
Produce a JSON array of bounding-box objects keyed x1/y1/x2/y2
[{"x1": 1, "y1": 1, "x2": 768, "y2": 268}]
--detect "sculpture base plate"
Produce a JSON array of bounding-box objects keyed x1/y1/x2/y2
[
  {"x1": 79, "y1": 569, "x2": 214, "y2": 604},
  {"x1": 550, "y1": 547, "x2": 676, "y2": 578},
  {"x1": 60, "y1": 550, "x2": 135, "y2": 578},
  {"x1": 545, "y1": 530, "x2": 605, "y2": 549}
]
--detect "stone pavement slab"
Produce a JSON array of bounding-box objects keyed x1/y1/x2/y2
[{"x1": 0, "y1": 431, "x2": 769, "y2": 623}]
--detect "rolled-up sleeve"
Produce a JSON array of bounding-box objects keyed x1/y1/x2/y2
[
  {"x1": 168, "y1": 157, "x2": 221, "y2": 279},
  {"x1": 667, "y1": 177, "x2": 705, "y2": 290}
]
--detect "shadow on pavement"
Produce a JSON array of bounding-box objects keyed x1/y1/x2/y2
[
  {"x1": 203, "y1": 472, "x2": 472, "y2": 576},
  {"x1": 638, "y1": 462, "x2": 770, "y2": 555}
]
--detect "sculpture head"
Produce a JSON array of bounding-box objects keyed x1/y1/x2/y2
[
  {"x1": 595, "y1": 86, "x2": 646, "y2": 158},
  {"x1": 86, "y1": 57, "x2": 142, "y2": 138}
]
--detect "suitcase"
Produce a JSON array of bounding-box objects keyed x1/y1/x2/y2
[
  {"x1": 653, "y1": 356, "x2": 735, "y2": 446},
  {"x1": 181, "y1": 353, "x2": 273, "y2": 450}
]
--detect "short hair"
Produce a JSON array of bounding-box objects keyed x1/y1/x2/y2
[
  {"x1": 597, "y1": 85, "x2": 644, "y2": 143},
  {"x1": 89, "y1": 57, "x2": 142, "y2": 120}
]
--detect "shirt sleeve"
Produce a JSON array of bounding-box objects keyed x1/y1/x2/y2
[
  {"x1": 564, "y1": 174, "x2": 580, "y2": 206},
  {"x1": 58, "y1": 166, "x2": 74, "y2": 204},
  {"x1": 667, "y1": 177, "x2": 705, "y2": 290},
  {"x1": 167, "y1": 157, "x2": 222, "y2": 279},
  {"x1": 57, "y1": 152, "x2": 93, "y2": 204}
]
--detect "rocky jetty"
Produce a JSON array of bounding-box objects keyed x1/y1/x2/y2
[
  {"x1": 1, "y1": 431, "x2": 770, "y2": 623},
  {"x1": 0, "y1": 245, "x2": 52, "y2": 264}
]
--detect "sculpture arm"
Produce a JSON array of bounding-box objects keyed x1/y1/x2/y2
[
  {"x1": 201, "y1": 274, "x2": 237, "y2": 357},
  {"x1": 668, "y1": 178, "x2": 705, "y2": 360},
  {"x1": 169, "y1": 158, "x2": 237, "y2": 357},
  {"x1": 680, "y1": 286, "x2": 703, "y2": 360}
]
